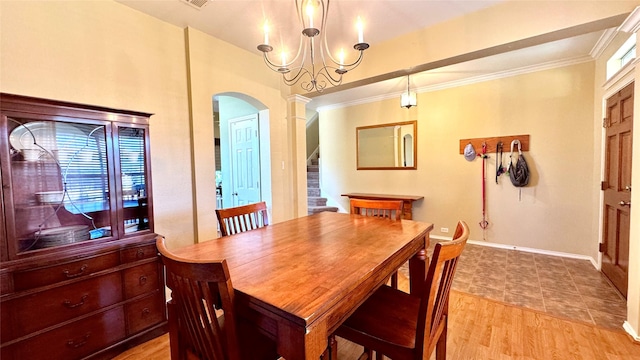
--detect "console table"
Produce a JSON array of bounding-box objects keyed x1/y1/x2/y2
[{"x1": 341, "y1": 193, "x2": 424, "y2": 220}]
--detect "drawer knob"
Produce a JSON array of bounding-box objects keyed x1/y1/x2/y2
[
  {"x1": 142, "y1": 307, "x2": 151, "y2": 317},
  {"x1": 63, "y1": 294, "x2": 89, "y2": 309},
  {"x1": 136, "y1": 249, "x2": 145, "y2": 259},
  {"x1": 63, "y1": 264, "x2": 89, "y2": 279},
  {"x1": 139, "y1": 275, "x2": 148, "y2": 285},
  {"x1": 67, "y1": 332, "x2": 91, "y2": 349}
]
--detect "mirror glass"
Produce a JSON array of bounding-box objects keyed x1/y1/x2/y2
[{"x1": 356, "y1": 120, "x2": 417, "y2": 170}]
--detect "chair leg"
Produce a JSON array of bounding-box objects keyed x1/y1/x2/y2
[
  {"x1": 167, "y1": 300, "x2": 182, "y2": 360},
  {"x1": 435, "y1": 321, "x2": 447, "y2": 360},
  {"x1": 358, "y1": 347, "x2": 373, "y2": 360},
  {"x1": 329, "y1": 335, "x2": 337, "y2": 360},
  {"x1": 321, "y1": 335, "x2": 337, "y2": 360},
  {"x1": 390, "y1": 271, "x2": 398, "y2": 289},
  {"x1": 376, "y1": 351, "x2": 384, "y2": 360}
]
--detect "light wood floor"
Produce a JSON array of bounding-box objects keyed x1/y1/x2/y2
[{"x1": 114, "y1": 284, "x2": 640, "y2": 359}]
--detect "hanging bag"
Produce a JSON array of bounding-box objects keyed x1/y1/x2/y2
[{"x1": 508, "y1": 140, "x2": 529, "y2": 187}]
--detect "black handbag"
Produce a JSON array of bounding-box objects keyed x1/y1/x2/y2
[{"x1": 508, "y1": 140, "x2": 529, "y2": 187}]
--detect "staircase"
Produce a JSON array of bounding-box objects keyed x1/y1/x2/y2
[{"x1": 307, "y1": 160, "x2": 338, "y2": 215}]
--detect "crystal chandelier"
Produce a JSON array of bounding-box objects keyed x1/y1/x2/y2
[{"x1": 257, "y1": 0, "x2": 369, "y2": 92}]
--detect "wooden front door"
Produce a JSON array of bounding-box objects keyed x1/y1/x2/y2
[{"x1": 601, "y1": 81, "x2": 634, "y2": 298}]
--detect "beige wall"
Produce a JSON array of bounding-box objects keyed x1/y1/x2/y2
[
  {"x1": 0, "y1": 1, "x2": 195, "y2": 249},
  {"x1": 0, "y1": 1, "x2": 297, "y2": 250},
  {"x1": 184, "y1": 27, "x2": 295, "y2": 241},
  {"x1": 320, "y1": 61, "x2": 597, "y2": 255}
]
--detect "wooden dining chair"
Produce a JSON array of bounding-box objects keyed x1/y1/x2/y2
[
  {"x1": 216, "y1": 201, "x2": 269, "y2": 236},
  {"x1": 335, "y1": 221, "x2": 470, "y2": 360},
  {"x1": 350, "y1": 198, "x2": 404, "y2": 288},
  {"x1": 350, "y1": 198, "x2": 404, "y2": 220},
  {"x1": 157, "y1": 237, "x2": 279, "y2": 360}
]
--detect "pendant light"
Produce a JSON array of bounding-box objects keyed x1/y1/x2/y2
[{"x1": 400, "y1": 75, "x2": 417, "y2": 109}]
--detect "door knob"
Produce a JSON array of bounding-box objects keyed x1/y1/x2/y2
[
  {"x1": 625, "y1": 185, "x2": 632, "y2": 191},
  {"x1": 232, "y1": 192, "x2": 238, "y2": 196},
  {"x1": 619, "y1": 201, "x2": 631, "y2": 206}
]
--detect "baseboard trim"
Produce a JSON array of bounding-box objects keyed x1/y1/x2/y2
[
  {"x1": 430, "y1": 235, "x2": 598, "y2": 269},
  {"x1": 623, "y1": 321, "x2": 640, "y2": 342}
]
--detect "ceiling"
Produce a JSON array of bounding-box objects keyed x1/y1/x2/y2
[{"x1": 117, "y1": 0, "x2": 616, "y2": 110}]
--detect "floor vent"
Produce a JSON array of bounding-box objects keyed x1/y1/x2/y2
[{"x1": 181, "y1": 0, "x2": 209, "y2": 10}]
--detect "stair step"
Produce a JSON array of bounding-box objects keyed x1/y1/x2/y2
[
  {"x1": 307, "y1": 164, "x2": 319, "y2": 172},
  {"x1": 307, "y1": 179, "x2": 319, "y2": 187},
  {"x1": 308, "y1": 197, "x2": 327, "y2": 207},
  {"x1": 307, "y1": 172, "x2": 319, "y2": 180},
  {"x1": 308, "y1": 188, "x2": 321, "y2": 197},
  {"x1": 308, "y1": 206, "x2": 339, "y2": 215}
]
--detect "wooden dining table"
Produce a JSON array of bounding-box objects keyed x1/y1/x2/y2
[{"x1": 171, "y1": 211, "x2": 433, "y2": 360}]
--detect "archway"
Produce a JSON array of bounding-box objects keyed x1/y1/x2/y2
[{"x1": 213, "y1": 92, "x2": 272, "y2": 212}]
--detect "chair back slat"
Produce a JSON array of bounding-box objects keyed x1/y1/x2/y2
[
  {"x1": 216, "y1": 202, "x2": 269, "y2": 236},
  {"x1": 416, "y1": 221, "x2": 469, "y2": 358},
  {"x1": 349, "y1": 198, "x2": 403, "y2": 220},
  {"x1": 157, "y1": 237, "x2": 241, "y2": 360}
]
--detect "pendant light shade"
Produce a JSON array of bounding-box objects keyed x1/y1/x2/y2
[{"x1": 401, "y1": 75, "x2": 417, "y2": 109}]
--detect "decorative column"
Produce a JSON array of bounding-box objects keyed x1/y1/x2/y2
[{"x1": 287, "y1": 94, "x2": 312, "y2": 218}]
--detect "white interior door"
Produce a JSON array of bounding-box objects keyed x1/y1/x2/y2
[{"x1": 229, "y1": 114, "x2": 261, "y2": 206}]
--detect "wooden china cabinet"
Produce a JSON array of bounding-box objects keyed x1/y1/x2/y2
[{"x1": 0, "y1": 94, "x2": 167, "y2": 359}]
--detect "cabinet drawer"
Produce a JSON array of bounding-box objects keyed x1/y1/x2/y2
[
  {"x1": 125, "y1": 291, "x2": 166, "y2": 334},
  {"x1": 4, "y1": 306, "x2": 126, "y2": 360},
  {"x1": 13, "y1": 252, "x2": 120, "y2": 290},
  {"x1": 3, "y1": 272, "x2": 123, "y2": 342},
  {"x1": 121, "y1": 243, "x2": 157, "y2": 263},
  {"x1": 123, "y1": 261, "x2": 160, "y2": 299}
]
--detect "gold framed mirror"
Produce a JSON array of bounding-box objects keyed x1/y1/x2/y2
[{"x1": 356, "y1": 120, "x2": 417, "y2": 170}]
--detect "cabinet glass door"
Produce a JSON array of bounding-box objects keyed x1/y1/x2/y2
[
  {"x1": 118, "y1": 126, "x2": 149, "y2": 234},
  {"x1": 7, "y1": 118, "x2": 112, "y2": 253}
]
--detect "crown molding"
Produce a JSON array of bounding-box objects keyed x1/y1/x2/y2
[
  {"x1": 618, "y1": 6, "x2": 640, "y2": 33},
  {"x1": 316, "y1": 55, "x2": 594, "y2": 112},
  {"x1": 590, "y1": 28, "x2": 618, "y2": 59},
  {"x1": 288, "y1": 94, "x2": 312, "y2": 104}
]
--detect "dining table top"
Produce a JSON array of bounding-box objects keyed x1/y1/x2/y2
[{"x1": 172, "y1": 211, "x2": 433, "y2": 359}]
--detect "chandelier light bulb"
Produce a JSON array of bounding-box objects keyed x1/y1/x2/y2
[
  {"x1": 306, "y1": 3, "x2": 315, "y2": 29},
  {"x1": 263, "y1": 22, "x2": 269, "y2": 45},
  {"x1": 357, "y1": 17, "x2": 364, "y2": 44}
]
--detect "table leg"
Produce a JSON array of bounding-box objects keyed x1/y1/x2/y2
[{"x1": 408, "y1": 233, "x2": 429, "y2": 297}]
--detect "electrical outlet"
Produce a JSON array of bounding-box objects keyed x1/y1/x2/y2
[{"x1": 440, "y1": 227, "x2": 449, "y2": 233}]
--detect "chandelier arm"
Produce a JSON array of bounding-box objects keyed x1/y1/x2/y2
[
  {"x1": 262, "y1": 53, "x2": 286, "y2": 71},
  {"x1": 262, "y1": 39, "x2": 307, "y2": 70},
  {"x1": 300, "y1": 79, "x2": 319, "y2": 92},
  {"x1": 316, "y1": 67, "x2": 342, "y2": 86},
  {"x1": 282, "y1": 66, "x2": 311, "y2": 86},
  {"x1": 338, "y1": 50, "x2": 365, "y2": 70},
  {"x1": 287, "y1": 30, "x2": 307, "y2": 68}
]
